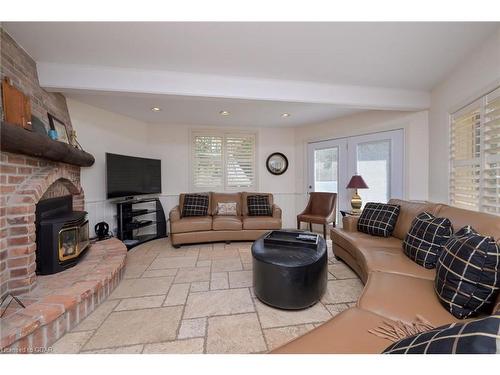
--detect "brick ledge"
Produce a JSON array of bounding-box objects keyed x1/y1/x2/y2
[{"x1": 0, "y1": 238, "x2": 127, "y2": 353}]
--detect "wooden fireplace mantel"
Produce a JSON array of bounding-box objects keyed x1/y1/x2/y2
[{"x1": 1, "y1": 121, "x2": 95, "y2": 167}]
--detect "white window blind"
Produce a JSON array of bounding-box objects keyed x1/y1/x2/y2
[
  {"x1": 192, "y1": 135, "x2": 223, "y2": 189},
  {"x1": 450, "y1": 87, "x2": 500, "y2": 215},
  {"x1": 482, "y1": 88, "x2": 500, "y2": 214},
  {"x1": 191, "y1": 132, "x2": 256, "y2": 191}
]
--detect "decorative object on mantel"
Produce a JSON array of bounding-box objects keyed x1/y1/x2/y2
[
  {"x1": 69, "y1": 129, "x2": 84, "y2": 150},
  {"x1": 1, "y1": 77, "x2": 32, "y2": 130},
  {"x1": 346, "y1": 174, "x2": 369, "y2": 213},
  {"x1": 48, "y1": 128, "x2": 58, "y2": 140},
  {"x1": 0, "y1": 121, "x2": 95, "y2": 167},
  {"x1": 266, "y1": 152, "x2": 289, "y2": 175},
  {"x1": 30, "y1": 115, "x2": 48, "y2": 136},
  {"x1": 48, "y1": 113, "x2": 70, "y2": 144}
]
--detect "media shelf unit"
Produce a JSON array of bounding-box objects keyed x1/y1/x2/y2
[{"x1": 116, "y1": 197, "x2": 167, "y2": 249}]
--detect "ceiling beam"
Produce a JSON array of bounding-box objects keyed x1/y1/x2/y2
[{"x1": 37, "y1": 62, "x2": 430, "y2": 110}]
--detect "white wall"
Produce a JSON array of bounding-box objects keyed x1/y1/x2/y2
[
  {"x1": 68, "y1": 99, "x2": 299, "y2": 231},
  {"x1": 429, "y1": 27, "x2": 500, "y2": 202}
]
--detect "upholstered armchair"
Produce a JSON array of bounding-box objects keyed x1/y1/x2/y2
[{"x1": 297, "y1": 192, "x2": 337, "y2": 238}]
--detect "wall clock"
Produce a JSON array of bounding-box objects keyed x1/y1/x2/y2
[{"x1": 266, "y1": 152, "x2": 289, "y2": 175}]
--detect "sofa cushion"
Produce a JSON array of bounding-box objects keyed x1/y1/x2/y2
[
  {"x1": 357, "y1": 202, "x2": 400, "y2": 237},
  {"x1": 403, "y1": 212, "x2": 453, "y2": 269},
  {"x1": 243, "y1": 217, "x2": 281, "y2": 230},
  {"x1": 181, "y1": 193, "x2": 210, "y2": 217},
  {"x1": 212, "y1": 216, "x2": 243, "y2": 231},
  {"x1": 211, "y1": 192, "x2": 242, "y2": 216},
  {"x1": 331, "y1": 228, "x2": 402, "y2": 260},
  {"x1": 388, "y1": 199, "x2": 441, "y2": 240},
  {"x1": 383, "y1": 314, "x2": 500, "y2": 354},
  {"x1": 435, "y1": 204, "x2": 500, "y2": 239},
  {"x1": 271, "y1": 307, "x2": 395, "y2": 354},
  {"x1": 435, "y1": 225, "x2": 500, "y2": 319},
  {"x1": 358, "y1": 272, "x2": 459, "y2": 327},
  {"x1": 360, "y1": 247, "x2": 436, "y2": 280},
  {"x1": 170, "y1": 216, "x2": 212, "y2": 234},
  {"x1": 247, "y1": 195, "x2": 272, "y2": 216}
]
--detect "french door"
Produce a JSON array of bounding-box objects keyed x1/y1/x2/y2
[{"x1": 308, "y1": 129, "x2": 404, "y2": 214}]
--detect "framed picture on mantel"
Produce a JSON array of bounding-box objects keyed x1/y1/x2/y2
[{"x1": 48, "y1": 113, "x2": 70, "y2": 144}]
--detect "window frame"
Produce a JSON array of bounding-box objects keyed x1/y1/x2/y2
[{"x1": 189, "y1": 129, "x2": 258, "y2": 192}]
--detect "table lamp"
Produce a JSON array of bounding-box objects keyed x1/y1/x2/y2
[{"x1": 346, "y1": 175, "x2": 368, "y2": 212}]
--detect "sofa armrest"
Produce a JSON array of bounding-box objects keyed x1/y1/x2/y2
[
  {"x1": 169, "y1": 205, "x2": 181, "y2": 222},
  {"x1": 272, "y1": 204, "x2": 282, "y2": 219},
  {"x1": 342, "y1": 216, "x2": 359, "y2": 232}
]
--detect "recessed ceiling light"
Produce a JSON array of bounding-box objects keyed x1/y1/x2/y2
[
  {"x1": 281, "y1": 113, "x2": 291, "y2": 118},
  {"x1": 219, "y1": 110, "x2": 230, "y2": 116},
  {"x1": 151, "y1": 107, "x2": 161, "y2": 112}
]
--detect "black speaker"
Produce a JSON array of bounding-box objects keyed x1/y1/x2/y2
[{"x1": 95, "y1": 221, "x2": 110, "y2": 240}]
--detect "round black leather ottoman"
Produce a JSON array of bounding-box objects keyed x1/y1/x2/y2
[{"x1": 252, "y1": 230, "x2": 327, "y2": 310}]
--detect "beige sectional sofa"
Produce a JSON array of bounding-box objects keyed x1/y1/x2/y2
[
  {"x1": 169, "y1": 192, "x2": 282, "y2": 247},
  {"x1": 272, "y1": 199, "x2": 500, "y2": 354}
]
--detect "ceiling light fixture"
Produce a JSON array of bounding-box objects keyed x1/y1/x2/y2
[
  {"x1": 219, "y1": 110, "x2": 230, "y2": 116},
  {"x1": 281, "y1": 113, "x2": 291, "y2": 118},
  {"x1": 151, "y1": 107, "x2": 161, "y2": 112}
]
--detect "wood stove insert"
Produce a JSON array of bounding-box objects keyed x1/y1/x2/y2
[{"x1": 35, "y1": 195, "x2": 90, "y2": 275}]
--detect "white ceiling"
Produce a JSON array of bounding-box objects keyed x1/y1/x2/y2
[
  {"x1": 65, "y1": 91, "x2": 362, "y2": 127},
  {"x1": 4, "y1": 22, "x2": 497, "y2": 90},
  {"x1": 3, "y1": 22, "x2": 498, "y2": 127}
]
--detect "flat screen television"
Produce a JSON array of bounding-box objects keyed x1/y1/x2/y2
[{"x1": 106, "y1": 153, "x2": 162, "y2": 199}]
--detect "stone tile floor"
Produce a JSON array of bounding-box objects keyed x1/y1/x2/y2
[{"x1": 51, "y1": 238, "x2": 363, "y2": 354}]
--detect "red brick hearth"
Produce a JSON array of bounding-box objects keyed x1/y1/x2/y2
[{"x1": 0, "y1": 238, "x2": 126, "y2": 353}]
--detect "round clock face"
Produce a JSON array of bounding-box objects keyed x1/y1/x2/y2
[{"x1": 266, "y1": 152, "x2": 289, "y2": 175}]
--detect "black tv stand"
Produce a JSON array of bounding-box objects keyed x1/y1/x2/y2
[{"x1": 116, "y1": 197, "x2": 167, "y2": 250}]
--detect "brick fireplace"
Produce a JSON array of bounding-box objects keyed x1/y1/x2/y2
[
  {"x1": 0, "y1": 27, "x2": 88, "y2": 299},
  {"x1": 0, "y1": 153, "x2": 85, "y2": 297},
  {"x1": 1, "y1": 28, "x2": 127, "y2": 352}
]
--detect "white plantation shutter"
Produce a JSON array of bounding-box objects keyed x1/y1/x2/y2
[
  {"x1": 450, "y1": 101, "x2": 481, "y2": 210},
  {"x1": 226, "y1": 134, "x2": 256, "y2": 188},
  {"x1": 450, "y1": 87, "x2": 500, "y2": 215},
  {"x1": 192, "y1": 135, "x2": 223, "y2": 189},
  {"x1": 482, "y1": 88, "x2": 500, "y2": 214},
  {"x1": 191, "y1": 132, "x2": 256, "y2": 190}
]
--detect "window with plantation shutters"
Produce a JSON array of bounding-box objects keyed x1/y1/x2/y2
[
  {"x1": 192, "y1": 135, "x2": 223, "y2": 189},
  {"x1": 226, "y1": 134, "x2": 256, "y2": 188},
  {"x1": 450, "y1": 87, "x2": 500, "y2": 215},
  {"x1": 191, "y1": 131, "x2": 256, "y2": 191}
]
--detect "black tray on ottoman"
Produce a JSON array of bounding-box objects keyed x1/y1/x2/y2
[{"x1": 252, "y1": 229, "x2": 327, "y2": 310}]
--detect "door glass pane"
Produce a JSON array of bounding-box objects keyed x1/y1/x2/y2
[
  {"x1": 314, "y1": 147, "x2": 338, "y2": 192},
  {"x1": 357, "y1": 140, "x2": 391, "y2": 205}
]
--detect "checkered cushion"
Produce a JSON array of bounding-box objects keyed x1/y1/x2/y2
[
  {"x1": 357, "y1": 202, "x2": 400, "y2": 237},
  {"x1": 434, "y1": 226, "x2": 500, "y2": 319},
  {"x1": 181, "y1": 194, "x2": 210, "y2": 217},
  {"x1": 383, "y1": 314, "x2": 500, "y2": 354},
  {"x1": 403, "y1": 212, "x2": 453, "y2": 269},
  {"x1": 247, "y1": 195, "x2": 272, "y2": 216}
]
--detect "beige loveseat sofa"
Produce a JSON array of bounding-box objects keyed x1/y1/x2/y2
[
  {"x1": 169, "y1": 192, "x2": 282, "y2": 247},
  {"x1": 273, "y1": 199, "x2": 500, "y2": 353}
]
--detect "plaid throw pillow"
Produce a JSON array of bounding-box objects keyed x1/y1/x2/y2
[
  {"x1": 181, "y1": 194, "x2": 210, "y2": 217},
  {"x1": 434, "y1": 226, "x2": 500, "y2": 319},
  {"x1": 403, "y1": 212, "x2": 453, "y2": 269},
  {"x1": 383, "y1": 314, "x2": 500, "y2": 354},
  {"x1": 247, "y1": 195, "x2": 272, "y2": 216},
  {"x1": 357, "y1": 202, "x2": 400, "y2": 237}
]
